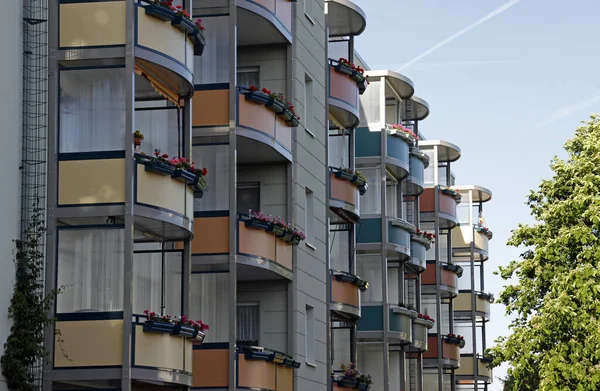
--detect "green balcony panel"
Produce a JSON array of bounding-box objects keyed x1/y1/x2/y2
[
  {"x1": 357, "y1": 306, "x2": 383, "y2": 331},
  {"x1": 355, "y1": 127, "x2": 381, "y2": 157},
  {"x1": 388, "y1": 221, "x2": 411, "y2": 250},
  {"x1": 357, "y1": 218, "x2": 382, "y2": 243}
]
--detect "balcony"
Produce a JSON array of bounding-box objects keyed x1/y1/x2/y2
[
  {"x1": 189, "y1": 213, "x2": 294, "y2": 280},
  {"x1": 411, "y1": 317, "x2": 434, "y2": 353},
  {"x1": 355, "y1": 128, "x2": 412, "y2": 181},
  {"x1": 59, "y1": 1, "x2": 200, "y2": 97},
  {"x1": 452, "y1": 225, "x2": 490, "y2": 261},
  {"x1": 193, "y1": 345, "x2": 300, "y2": 390},
  {"x1": 329, "y1": 169, "x2": 364, "y2": 224},
  {"x1": 325, "y1": 0, "x2": 367, "y2": 37},
  {"x1": 456, "y1": 355, "x2": 493, "y2": 384},
  {"x1": 237, "y1": 0, "x2": 294, "y2": 45},
  {"x1": 421, "y1": 263, "x2": 460, "y2": 298},
  {"x1": 400, "y1": 96, "x2": 430, "y2": 122},
  {"x1": 356, "y1": 305, "x2": 415, "y2": 344},
  {"x1": 54, "y1": 313, "x2": 193, "y2": 386},
  {"x1": 419, "y1": 187, "x2": 460, "y2": 228},
  {"x1": 57, "y1": 154, "x2": 195, "y2": 240},
  {"x1": 330, "y1": 270, "x2": 368, "y2": 321},
  {"x1": 423, "y1": 336, "x2": 461, "y2": 369},
  {"x1": 404, "y1": 148, "x2": 429, "y2": 196},
  {"x1": 418, "y1": 139, "x2": 461, "y2": 163},
  {"x1": 408, "y1": 233, "x2": 431, "y2": 273},
  {"x1": 454, "y1": 291, "x2": 493, "y2": 322},
  {"x1": 356, "y1": 217, "x2": 413, "y2": 260},
  {"x1": 329, "y1": 59, "x2": 368, "y2": 129}
]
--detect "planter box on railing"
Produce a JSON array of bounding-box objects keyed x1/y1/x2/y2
[
  {"x1": 332, "y1": 270, "x2": 369, "y2": 292},
  {"x1": 332, "y1": 61, "x2": 368, "y2": 94},
  {"x1": 143, "y1": 320, "x2": 205, "y2": 342},
  {"x1": 331, "y1": 167, "x2": 368, "y2": 195},
  {"x1": 333, "y1": 379, "x2": 371, "y2": 391},
  {"x1": 243, "y1": 89, "x2": 300, "y2": 127},
  {"x1": 241, "y1": 213, "x2": 304, "y2": 245},
  {"x1": 240, "y1": 346, "x2": 301, "y2": 369},
  {"x1": 143, "y1": 3, "x2": 206, "y2": 55},
  {"x1": 136, "y1": 154, "x2": 208, "y2": 197}
]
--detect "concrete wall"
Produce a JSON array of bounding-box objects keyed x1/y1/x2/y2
[
  {"x1": 238, "y1": 281, "x2": 288, "y2": 352},
  {"x1": 0, "y1": 1, "x2": 22, "y2": 390},
  {"x1": 237, "y1": 164, "x2": 288, "y2": 219},
  {"x1": 292, "y1": 0, "x2": 328, "y2": 390}
]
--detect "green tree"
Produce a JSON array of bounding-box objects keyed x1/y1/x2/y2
[{"x1": 489, "y1": 115, "x2": 600, "y2": 391}]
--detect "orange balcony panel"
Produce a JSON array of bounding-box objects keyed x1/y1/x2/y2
[
  {"x1": 330, "y1": 174, "x2": 359, "y2": 207},
  {"x1": 238, "y1": 222, "x2": 293, "y2": 272},
  {"x1": 423, "y1": 336, "x2": 460, "y2": 368},
  {"x1": 421, "y1": 263, "x2": 458, "y2": 298},
  {"x1": 192, "y1": 348, "x2": 229, "y2": 388},
  {"x1": 420, "y1": 188, "x2": 458, "y2": 222},
  {"x1": 190, "y1": 216, "x2": 229, "y2": 255},
  {"x1": 331, "y1": 278, "x2": 360, "y2": 308},
  {"x1": 276, "y1": 365, "x2": 293, "y2": 391},
  {"x1": 238, "y1": 93, "x2": 292, "y2": 152},
  {"x1": 239, "y1": 354, "x2": 277, "y2": 390},
  {"x1": 192, "y1": 89, "x2": 230, "y2": 127}
]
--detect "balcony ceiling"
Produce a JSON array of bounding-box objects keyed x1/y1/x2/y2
[
  {"x1": 401, "y1": 96, "x2": 430, "y2": 121},
  {"x1": 367, "y1": 70, "x2": 415, "y2": 100},
  {"x1": 418, "y1": 140, "x2": 461, "y2": 162},
  {"x1": 325, "y1": 0, "x2": 367, "y2": 37},
  {"x1": 453, "y1": 185, "x2": 493, "y2": 203}
]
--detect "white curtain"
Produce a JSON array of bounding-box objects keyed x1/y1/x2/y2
[
  {"x1": 359, "y1": 167, "x2": 381, "y2": 215},
  {"x1": 192, "y1": 144, "x2": 230, "y2": 211},
  {"x1": 193, "y1": 15, "x2": 230, "y2": 84},
  {"x1": 57, "y1": 228, "x2": 124, "y2": 313},
  {"x1": 132, "y1": 251, "x2": 182, "y2": 315},
  {"x1": 59, "y1": 68, "x2": 126, "y2": 153},
  {"x1": 190, "y1": 272, "x2": 229, "y2": 342},
  {"x1": 237, "y1": 304, "x2": 259, "y2": 342},
  {"x1": 134, "y1": 106, "x2": 180, "y2": 157},
  {"x1": 357, "y1": 254, "x2": 382, "y2": 302}
]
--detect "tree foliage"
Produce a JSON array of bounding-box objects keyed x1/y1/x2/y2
[{"x1": 489, "y1": 115, "x2": 600, "y2": 390}]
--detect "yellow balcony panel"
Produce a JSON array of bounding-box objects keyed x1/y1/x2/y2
[
  {"x1": 58, "y1": 158, "x2": 126, "y2": 206},
  {"x1": 237, "y1": 0, "x2": 293, "y2": 45},
  {"x1": 59, "y1": 1, "x2": 126, "y2": 48},
  {"x1": 330, "y1": 271, "x2": 365, "y2": 321},
  {"x1": 421, "y1": 262, "x2": 459, "y2": 298},
  {"x1": 329, "y1": 172, "x2": 361, "y2": 224},
  {"x1": 456, "y1": 355, "x2": 493, "y2": 384},
  {"x1": 423, "y1": 336, "x2": 460, "y2": 369},
  {"x1": 452, "y1": 225, "x2": 489, "y2": 261},
  {"x1": 454, "y1": 291, "x2": 492, "y2": 321}
]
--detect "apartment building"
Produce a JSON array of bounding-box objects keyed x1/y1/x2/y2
[{"x1": 0, "y1": 1, "x2": 494, "y2": 391}]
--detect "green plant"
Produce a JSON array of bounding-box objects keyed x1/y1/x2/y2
[
  {"x1": 133, "y1": 129, "x2": 144, "y2": 140},
  {"x1": 1, "y1": 200, "x2": 66, "y2": 391}
]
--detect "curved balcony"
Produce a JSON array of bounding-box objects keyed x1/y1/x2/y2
[
  {"x1": 411, "y1": 317, "x2": 434, "y2": 353},
  {"x1": 329, "y1": 169, "x2": 363, "y2": 224},
  {"x1": 456, "y1": 355, "x2": 493, "y2": 384},
  {"x1": 418, "y1": 140, "x2": 461, "y2": 163},
  {"x1": 57, "y1": 154, "x2": 195, "y2": 240},
  {"x1": 58, "y1": 1, "x2": 200, "y2": 98},
  {"x1": 408, "y1": 235, "x2": 430, "y2": 273},
  {"x1": 54, "y1": 314, "x2": 193, "y2": 386},
  {"x1": 355, "y1": 128, "x2": 410, "y2": 183},
  {"x1": 237, "y1": 88, "x2": 294, "y2": 162},
  {"x1": 356, "y1": 217, "x2": 413, "y2": 260},
  {"x1": 421, "y1": 263, "x2": 460, "y2": 298},
  {"x1": 189, "y1": 213, "x2": 294, "y2": 280},
  {"x1": 237, "y1": 0, "x2": 293, "y2": 45},
  {"x1": 329, "y1": 60, "x2": 367, "y2": 129},
  {"x1": 193, "y1": 345, "x2": 299, "y2": 390},
  {"x1": 401, "y1": 96, "x2": 430, "y2": 121},
  {"x1": 452, "y1": 225, "x2": 490, "y2": 261},
  {"x1": 423, "y1": 335, "x2": 460, "y2": 369},
  {"x1": 356, "y1": 305, "x2": 416, "y2": 344},
  {"x1": 419, "y1": 187, "x2": 460, "y2": 228},
  {"x1": 454, "y1": 291, "x2": 493, "y2": 322},
  {"x1": 325, "y1": 0, "x2": 366, "y2": 37},
  {"x1": 404, "y1": 148, "x2": 429, "y2": 196},
  {"x1": 330, "y1": 270, "x2": 367, "y2": 321}
]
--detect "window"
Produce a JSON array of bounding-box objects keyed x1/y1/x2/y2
[
  {"x1": 305, "y1": 188, "x2": 314, "y2": 245},
  {"x1": 305, "y1": 304, "x2": 315, "y2": 364},
  {"x1": 304, "y1": 74, "x2": 313, "y2": 131},
  {"x1": 237, "y1": 303, "x2": 260, "y2": 344},
  {"x1": 237, "y1": 182, "x2": 260, "y2": 215},
  {"x1": 329, "y1": 223, "x2": 350, "y2": 272},
  {"x1": 57, "y1": 228, "x2": 124, "y2": 313},
  {"x1": 237, "y1": 67, "x2": 260, "y2": 88},
  {"x1": 304, "y1": 0, "x2": 314, "y2": 22}
]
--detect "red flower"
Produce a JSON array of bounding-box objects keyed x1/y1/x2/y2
[
  {"x1": 249, "y1": 85, "x2": 258, "y2": 92},
  {"x1": 144, "y1": 309, "x2": 149, "y2": 315},
  {"x1": 261, "y1": 87, "x2": 271, "y2": 94},
  {"x1": 169, "y1": 6, "x2": 175, "y2": 11},
  {"x1": 190, "y1": 165, "x2": 196, "y2": 171},
  {"x1": 201, "y1": 167, "x2": 208, "y2": 176},
  {"x1": 176, "y1": 4, "x2": 182, "y2": 8},
  {"x1": 162, "y1": 153, "x2": 168, "y2": 158}
]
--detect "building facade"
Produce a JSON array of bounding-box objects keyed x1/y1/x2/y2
[{"x1": 0, "y1": 1, "x2": 493, "y2": 391}]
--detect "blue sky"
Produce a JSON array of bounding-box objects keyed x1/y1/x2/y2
[{"x1": 351, "y1": 0, "x2": 600, "y2": 388}]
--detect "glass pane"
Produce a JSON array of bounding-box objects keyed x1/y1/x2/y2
[
  {"x1": 237, "y1": 304, "x2": 259, "y2": 343},
  {"x1": 135, "y1": 107, "x2": 180, "y2": 157},
  {"x1": 330, "y1": 226, "x2": 350, "y2": 272},
  {"x1": 357, "y1": 254, "x2": 382, "y2": 302},
  {"x1": 194, "y1": 15, "x2": 230, "y2": 84},
  {"x1": 357, "y1": 344, "x2": 384, "y2": 391},
  {"x1": 193, "y1": 144, "x2": 229, "y2": 211},
  {"x1": 386, "y1": 184, "x2": 398, "y2": 218},
  {"x1": 59, "y1": 68, "x2": 126, "y2": 153},
  {"x1": 57, "y1": 228, "x2": 124, "y2": 313},
  {"x1": 190, "y1": 272, "x2": 229, "y2": 342},
  {"x1": 165, "y1": 252, "x2": 182, "y2": 315},
  {"x1": 332, "y1": 327, "x2": 351, "y2": 370},
  {"x1": 237, "y1": 70, "x2": 259, "y2": 88},
  {"x1": 359, "y1": 167, "x2": 381, "y2": 215},
  {"x1": 237, "y1": 183, "x2": 260, "y2": 215},
  {"x1": 423, "y1": 150, "x2": 434, "y2": 185},
  {"x1": 133, "y1": 252, "x2": 162, "y2": 315},
  {"x1": 329, "y1": 135, "x2": 349, "y2": 168},
  {"x1": 387, "y1": 267, "x2": 399, "y2": 306},
  {"x1": 385, "y1": 103, "x2": 397, "y2": 125},
  {"x1": 359, "y1": 80, "x2": 381, "y2": 127}
]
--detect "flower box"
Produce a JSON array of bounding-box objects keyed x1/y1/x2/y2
[
  {"x1": 144, "y1": 4, "x2": 174, "y2": 22},
  {"x1": 172, "y1": 323, "x2": 196, "y2": 338},
  {"x1": 334, "y1": 62, "x2": 355, "y2": 77},
  {"x1": 244, "y1": 218, "x2": 272, "y2": 231},
  {"x1": 357, "y1": 184, "x2": 367, "y2": 196},
  {"x1": 144, "y1": 161, "x2": 175, "y2": 176},
  {"x1": 189, "y1": 29, "x2": 206, "y2": 56},
  {"x1": 244, "y1": 91, "x2": 271, "y2": 105},
  {"x1": 334, "y1": 62, "x2": 368, "y2": 87},
  {"x1": 143, "y1": 320, "x2": 175, "y2": 334},
  {"x1": 171, "y1": 14, "x2": 196, "y2": 34},
  {"x1": 285, "y1": 116, "x2": 300, "y2": 127},
  {"x1": 172, "y1": 168, "x2": 196, "y2": 183},
  {"x1": 334, "y1": 170, "x2": 355, "y2": 182},
  {"x1": 271, "y1": 225, "x2": 287, "y2": 237},
  {"x1": 266, "y1": 99, "x2": 286, "y2": 114},
  {"x1": 194, "y1": 330, "x2": 206, "y2": 343}
]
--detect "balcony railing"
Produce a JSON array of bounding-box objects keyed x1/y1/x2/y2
[
  {"x1": 423, "y1": 335, "x2": 461, "y2": 369},
  {"x1": 419, "y1": 187, "x2": 460, "y2": 228},
  {"x1": 329, "y1": 59, "x2": 367, "y2": 128},
  {"x1": 421, "y1": 262, "x2": 460, "y2": 297},
  {"x1": 330, "y1": 270, "x2": 368, "y2": 321}
]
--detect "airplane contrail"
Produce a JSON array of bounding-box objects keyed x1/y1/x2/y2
[
  {"x1": 398, "y1": 0, "x2": 522, "y2": 71},
  {"x1": 535, "y1": 93, "x2": 600, "y2": 128}
]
